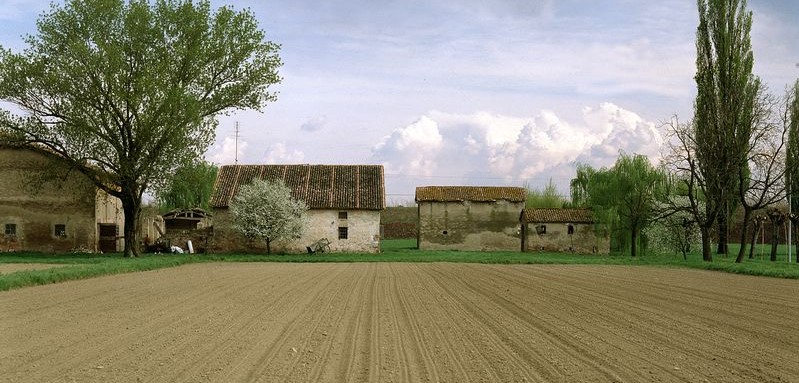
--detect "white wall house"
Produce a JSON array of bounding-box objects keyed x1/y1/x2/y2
[{"x1": 209, "y1": 164, "x2": 385, "y2": 253}]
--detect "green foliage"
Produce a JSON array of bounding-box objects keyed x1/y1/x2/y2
[
  {"x1": 570, "y1": 153, "x2": 668, "y2": 256},
  {"x1": 787, "y1": 81, "x2": 799, "y2": 214},
  {"x1": 230, "y1": 179, "x2": 308, "y2": 254},
  {"x1": 0, "y1": 0, "x2": 281, "y2": 256},
  {"x1": 693, "y1": 0, "x2": 760, "y2": 260},
  {"x1": 524, "y1": 179, "x2": 567, "y2": 208},
  {"x1": 156, "y1": 160, "x2": 218, "y2": 212}
]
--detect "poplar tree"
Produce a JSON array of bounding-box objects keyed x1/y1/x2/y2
[{"x1": 693, "y1": 0, "x2": 760, "y2": 261}]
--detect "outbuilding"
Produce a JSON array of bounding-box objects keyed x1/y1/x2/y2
[
  {"x1": 0, "y1": 144, "x2": 124, "y2": 253},
  {"x1": 209, "y1": 164, "x2": 385, "y2": 253},
  {"x1": 415, "y1": 186, "x2": 526, "y2": 251},
  {"x1": 520, "y1": 208, "x2": 609, "y2": 254}
]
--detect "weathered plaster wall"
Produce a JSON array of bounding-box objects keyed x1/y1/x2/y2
[
  {"x1": 522, "y1": 222, "x2": 609, "y2": 254},
  {"x1": 95, "y1": 190, "x2": 124, "y2": 252},
  {"x1": 210, "y1": 208, "x2": 381, "y2": 254},
  {"x1": 417, "y1": 200, "x2": 523, "y2": 251},
  {"x1": 0, "y1": 148, "x2": 98, "y2": 252}
]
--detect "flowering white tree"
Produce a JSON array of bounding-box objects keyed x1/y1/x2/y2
[{"x1": 230, "y1": 179, "x2": 308, "y2": 254}]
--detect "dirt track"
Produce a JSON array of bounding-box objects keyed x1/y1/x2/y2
[{"x1": 1, "y1": 263, "x2": 797, "y2": 382}]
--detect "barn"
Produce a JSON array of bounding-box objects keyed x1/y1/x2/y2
[
  {"x1": 415, "y1": 186, "x2": 526, "y2": 251},
  {"x1": 209, "y1": 164, "x2": 385, "y2": 253},
  {"x1": 0, "y1": 144, "x2": 124, "y2": 253},
  {"x1": 520, "y1": 208, "x2": 609, "y2": 254}
]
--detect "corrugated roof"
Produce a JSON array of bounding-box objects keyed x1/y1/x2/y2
[
  {"x1": 210, "y1": 164, "x2": 385, "y2": 210},
  {"x1": 415, "y1": 186, "x2": 527, "y2": 203},
  {"x1": 521, "y1": 208, "x2": 594, "y2": 224}
]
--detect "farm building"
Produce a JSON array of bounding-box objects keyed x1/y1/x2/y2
[
  {"x1": 0, "y1": 144, "x2": 124, "y2": 253},
  {"x1": 520, "y1": 208, "x2": 609, "y2": 254},
  {"x1": 415, "y1": 186, "x2": 526, "y2": 251},
  {"x1": 209, "y1": 164, "x2": 385, "y2": 253}
]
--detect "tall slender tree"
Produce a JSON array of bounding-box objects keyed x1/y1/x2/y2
[
  {"x1": 693, "y1": 0, "x2": 760, "y2": 260},
  {"x1": 786, "y1": 81, "x2": 799, "y2": 262},
  {"x1": 0, "y1": 0, "x2": 281, "y2": 257}
]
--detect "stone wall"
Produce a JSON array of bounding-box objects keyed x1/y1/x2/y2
[
  {"x1": 210, "y1": 208, "x2": 381, "y2": 254},
  {"x1": 417, "y1": 200, "x2": 523, "y2": 251},
  {"x1": 522, "y1": 222, "x2": 609, "y2": 254},
  {"x1": 0, "y1": 147, "x2": 98, "y2": 252}
]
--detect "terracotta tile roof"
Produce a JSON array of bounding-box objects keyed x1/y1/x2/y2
[
  {"x1": 210, "y1": 164, "x2": 385, "y2": 210},
  {"x1": 415, "y1": 186, "x2": 527, "y2": 203},
  {"x1": 521, "y1": 208, "x2": 594, "y2": 224}
]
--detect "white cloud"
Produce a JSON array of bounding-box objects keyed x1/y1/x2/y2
[
  {"x1": 206, "y1": 136, "x2": 247, "y2": 165},
  {"x1": 264, "y1": 143, "x2": 305, "y2": 164},
  {"x1": 372, "y1": 103, "x2": 664, "y2": 195}
]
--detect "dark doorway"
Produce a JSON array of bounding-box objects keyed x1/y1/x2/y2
[{"x1": 98, "y1": 224, "x2": 118, "y2": 253}]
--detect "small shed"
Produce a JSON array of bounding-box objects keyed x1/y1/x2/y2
[
  {"x1": 520, "y1": 208, "x2": 609, "y2": 254},
  {"x1": 161, "y1": 208, "x2": 210, "y2": 233},
  {"x1": 416, "y1": 186, "x2": 527, "y2": 251}
]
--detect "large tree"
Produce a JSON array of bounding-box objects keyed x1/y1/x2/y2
[
  {"x1": 693, "y1": 0, "x2": 760, "y2": 259},
  {"x1": 571, "y1": 153, "x2": 667, "y2": 257},
  {"x1": 0, "y1": 0, "x2": 281, "y2": 256},
  {"x1": 230, "y1": 179, "x2": 308, "y2": 254}
]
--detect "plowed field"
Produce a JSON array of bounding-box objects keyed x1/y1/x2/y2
[{"x1": 1, "y1": 263, "x2": 797, "y2": 382}]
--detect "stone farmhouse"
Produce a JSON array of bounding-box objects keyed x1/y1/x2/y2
[
  {"x1": 209, "y1": 164, "x2": 385, "y2": 253},
  {"x1": 520, "y1": 208, "x2": 609, "y2": 254},
  {"x1": 415, "y1": 186, "x2": 527, "y2": 251},
  {"x1": 0, "y1": 144, "x2": 124, "y2": 253}
]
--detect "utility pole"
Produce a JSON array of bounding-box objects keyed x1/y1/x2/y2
[{"x1": 234, "y1": 121, "x2": 240, "y2": 165}]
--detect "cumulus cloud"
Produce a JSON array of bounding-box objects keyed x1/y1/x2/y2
[
  {"x1": 371, "y1": 103, "x2": 664, "y2": 195},
  {"x1": 264, "y1": 143, "x2": 305, "y2": 164},
  {"x1": 372, "y1": 116, "x2": 443, "y2": 177},
  {"x1": 206, "y1": 136, "x2": 247, "y2": 165}
]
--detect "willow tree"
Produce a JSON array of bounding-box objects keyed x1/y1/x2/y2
[
  {"x1": 693, "y1": 0, "x2": 760, "y2": 259},
  {"x1": 156, "y1": 160, "x2": 218, "y2": 212},
  {"x1": 571, "y1": 153, "x2": 667, "y2": 257},
  {"x1": 0, "y1": 0, "x2": 281, "y2": 256}
]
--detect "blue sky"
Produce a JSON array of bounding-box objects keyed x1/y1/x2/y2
[{"x1": 1, "y1": 0, "x2": 798, "y2": 204}]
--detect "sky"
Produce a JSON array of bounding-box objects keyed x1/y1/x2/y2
[{"x1": 1, "y1": 0, "x2": 798, "y2": 205}]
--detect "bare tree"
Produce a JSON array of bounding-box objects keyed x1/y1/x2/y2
[{"x1": 661, "y1": 116, "x2": 717, "y2": 261}]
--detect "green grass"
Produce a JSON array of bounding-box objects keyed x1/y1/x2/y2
[{"x1": 1, "y1": 239, "x2": 798, "y2": 292}]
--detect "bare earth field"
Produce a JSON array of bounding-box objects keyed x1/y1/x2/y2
[{"x1": 1, "y1": 263, "x2": 797, "y2": 383}]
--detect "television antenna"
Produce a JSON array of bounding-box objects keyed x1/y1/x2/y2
[{"x1": 234, "y1": 121, "x2": 240, "y2": 165}]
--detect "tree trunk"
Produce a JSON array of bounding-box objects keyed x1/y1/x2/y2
[
  {"x1": 735, "y1": 209, "x2": 752, "y2": 263},
  {"x1": 630, "y1": 228, "x2": 638, "y2": 257},
  {"x1": 770, "y1": 222, "x2": 779, "y2": 262},
  {"x1": 717, "y1": 213, "x2": 729, "y2": 255},
  {"x1": 700, "y1": 225, "x2": 713, "y2": 262},
  {"x1": 266, "y1": 238, "x2": 271, "y2": 254},
  {"x1": 120, "y1": 190, "x2": 141, "y2": 258},
  {"x1": 749, "y1": 218, "x2": 761, "y2": 259}
]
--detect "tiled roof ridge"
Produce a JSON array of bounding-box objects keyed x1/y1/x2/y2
[{"x1": 211, "y1": 164, "x2": 384, "y2": 210}]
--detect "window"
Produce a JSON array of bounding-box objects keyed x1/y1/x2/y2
[
  {"x1": 535, "y1": 225, "x2": 546, "y2": 235},
  {"x1": 567, "y1": 224, "x2": 575, "y2": 235},
  {"x1": 338, "y1": 211, "x2": 348, "y2": 219},
  {"x1": 54, "y1": 224, "x2": 67, "y2": 238},
  {"x1": 5, "y1": 223, "x2": 16, "y2": 236},
  {"x1": 338, "y1": 226, "x2": 348, "y2": 240}
]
